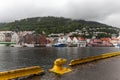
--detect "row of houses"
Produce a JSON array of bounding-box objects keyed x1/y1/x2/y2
[
  {"x1": 54, "y1": 36, "x2": 113, "y2": 47},
  {"x1": 51, "y1": 34, "x2": 120, "y2": 47},
  {"x1": 0, "y1": 31, "x2": 88, "y2": 47},
  {"x1": 55, "y1": 36, "x2": 86, "y2": 47},
  {"x1": 0, "y1": 31, "x2": 119, "y2": 47},
  {"x1": 0, "y1": 31, "x2": 49, "y2": 47}
]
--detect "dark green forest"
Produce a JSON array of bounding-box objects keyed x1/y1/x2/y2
[{"x1": 0, "y1": 16, "x2": 119, "y2": 38}]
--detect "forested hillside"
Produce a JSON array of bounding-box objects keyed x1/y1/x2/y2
[{"x1": 0, "y1": 16, "x2": 119, "y2": 38}]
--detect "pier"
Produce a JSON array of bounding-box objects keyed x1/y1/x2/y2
[{"x1": 22, "y1": 53, "x2": 120, "y2": 80}]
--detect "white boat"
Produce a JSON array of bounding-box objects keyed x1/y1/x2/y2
[
  {"x1": 46, "y1": 44, "x2": 52, "y2": 47},
  {"x1": 0, "y1": 44, "x2": 6, "y2": 47},
  {"x1": 12, "y1": 44, "x2": 23, "y2": 47},
  {"x1": 24, "y1": 44, "x2": 34, "y2": 47},
  {"x1": 53, "y1": 43, "x2": 66, "y2": 47}
]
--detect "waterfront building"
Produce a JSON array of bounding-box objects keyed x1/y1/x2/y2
[
  {"x1": 58, "y1": 36, "x2": 66, "y2": 44},
  {"x1": 101, "y1": 38, "x2": 111, "y2": 43},
  {"x1": 72, "y1": 37, "x2": 78, "y2": 44},
  {"x1": 77, "y1": 41, "x2": 87, "y2": 47},
  {"x1": 0, "y1": 32, "x2": 5, "y2": 42},
  {"x1": 66, "y1": 37, "x2": 72, "y2": 44},
  {"x1": 39, "y1": 35, "x2": 47, "y2": 45},
  {"x1": 5, "y1": 33, "x2": 12, "y2": 42},
  {"x1": 11, "y1": 32, "x2": 19, "y2": 43},
  {"x1": 110, "y1": 37, "x2": 120, "y2": 47},
  {"x1": 89, "y1": 39, "x2": 113, "y2": 47},
  {"x1": 24, "y1": 33, "x2": 34, "y2": 44},
  {"x1": 77, "y1": 37, "x2": 87, "y2": 47}
]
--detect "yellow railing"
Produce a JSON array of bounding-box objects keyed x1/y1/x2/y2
[
  {"x1": 0, "y1": 66, "x2": 44, "y2": 80},
  {"x1": 69, "y1": 52, "x2": 120, "y2": 66}
]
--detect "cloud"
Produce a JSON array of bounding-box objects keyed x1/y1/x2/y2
[
  {"x1": 101, "y1": 13, "x2": 120, "y2": 27},
  {"x1": 0, "y1": 0, "x2": 120, "y2": 28},
  {"x1": 63, "y1": 0, "x2": 120, "y2": 20}
]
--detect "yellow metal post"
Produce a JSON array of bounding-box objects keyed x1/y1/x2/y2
[{"x1": 49, "y1": 58, "x2": 72, "y2": 75}]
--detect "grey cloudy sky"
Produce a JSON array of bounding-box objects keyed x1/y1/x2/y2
[{"x1": 0, "y1": 0, "x2": 120, "y2": 28}]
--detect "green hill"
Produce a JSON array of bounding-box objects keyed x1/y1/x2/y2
[{"x1": 0, "y1": 16, "x2": 119, "y2": 38}]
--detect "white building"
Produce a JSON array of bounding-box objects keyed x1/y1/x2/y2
[
  {"x1": 72, "y1": 37, "x2": 78, "y2": 44},
  {"x1": 66, "y1": 37, "x2": 72, "y2": 43},
  {"x1": 77, "y1": 41, "x2": 87, "y2": 47},
  {"x1": 58, "y1": 37, "x2": 66, "y2": 44},
  {"x1": 11, "y1": 32, "x2": 19, "y2": 43},
  {"x1": 0, "y1": 32, "x2": 5, "y2": 42}
]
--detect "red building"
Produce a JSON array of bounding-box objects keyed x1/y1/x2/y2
[
  {"x1": 24, "y1": 34, "x2": 34, "y2": 44},
  {"x1": 39, "y1": 35, "x2": 47, "y2": 44}
]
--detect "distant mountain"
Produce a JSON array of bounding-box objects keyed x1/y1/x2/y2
[
  {"x1": 0, "y1": 23, "x2": 5, "y2": 27},
  {"x1": 0, "y1": 16, "x2": 119, "y2": 38}
]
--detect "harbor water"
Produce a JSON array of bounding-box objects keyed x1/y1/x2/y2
[{"x1": 0, "y1": 47, "x2": 120, "y2": 72}]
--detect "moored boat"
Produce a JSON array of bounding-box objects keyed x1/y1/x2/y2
[
  {"x1": 24, "y1": 44, "x2": 34, "y2": 47},
  {"x1": 53, "y1": 43, "x2": 66, "y2": 47}
]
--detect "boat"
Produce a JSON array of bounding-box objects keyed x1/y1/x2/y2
[
  {"x1": 12, "y1": 44, "x2": 23, "y2": 47},
  {"x1": 53, "y1": 43, "x2": 66, "y2": 47},
  {"x1": 46, "y1": 43, "x2": 52, "y2": 47},
  {"x1": 0, "y1": 44, "x2": 6, "y2": 47},
  {"x1": 24, "y1": 44, "x2": 34, "y2": 47}
]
